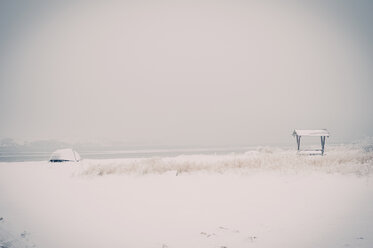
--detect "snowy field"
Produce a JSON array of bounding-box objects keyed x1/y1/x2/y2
[{"x1": 1, "y1": 145, "x2": 373, "y2": 248}]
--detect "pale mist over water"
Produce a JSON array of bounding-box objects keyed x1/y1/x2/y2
[{"x1": 0, "y1": 0, "x2": 372, "y2": 155}]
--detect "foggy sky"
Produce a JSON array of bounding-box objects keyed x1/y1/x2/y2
[{"x1": 0, "y1": 0, "x2": 372, "y2": 146}]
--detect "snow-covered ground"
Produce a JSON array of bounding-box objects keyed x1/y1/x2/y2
[{"x1": 1, "y1": 145, "x2": 373, "y2": 248}]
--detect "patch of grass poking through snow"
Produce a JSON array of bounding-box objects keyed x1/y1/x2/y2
[
  {"x1": 76, "y1": 145, "x2": 373, "y2": 176},
  {"x1": 0, "y1": 218, "x2": 36, "y2": 248}
]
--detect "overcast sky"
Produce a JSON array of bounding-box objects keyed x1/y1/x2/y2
[{"x1": 0, "y1": 0, "x2": 372, "y2": 146}]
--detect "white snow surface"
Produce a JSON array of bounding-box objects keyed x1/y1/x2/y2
[
  {"x1": 1, "y1": 144, "x2": 373, "y2": 248},
  {"x1": 293, "y1": 129, "x2": 330, "y2": 137}
]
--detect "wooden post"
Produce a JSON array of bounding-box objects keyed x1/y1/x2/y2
[
  {"x1": 297, "y1": 135, "x2": 301, "y2": 151},
  {"x1": 320, "y1": 136, "x2": 325, "y2": 155}
]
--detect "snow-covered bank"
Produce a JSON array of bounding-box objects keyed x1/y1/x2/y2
[
  {"x1": 1, "y1": 146, "x2": 373, "y2": 248},
  {"x1": 78, "y1": 145, "x2": 373, "y2": 176}
]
